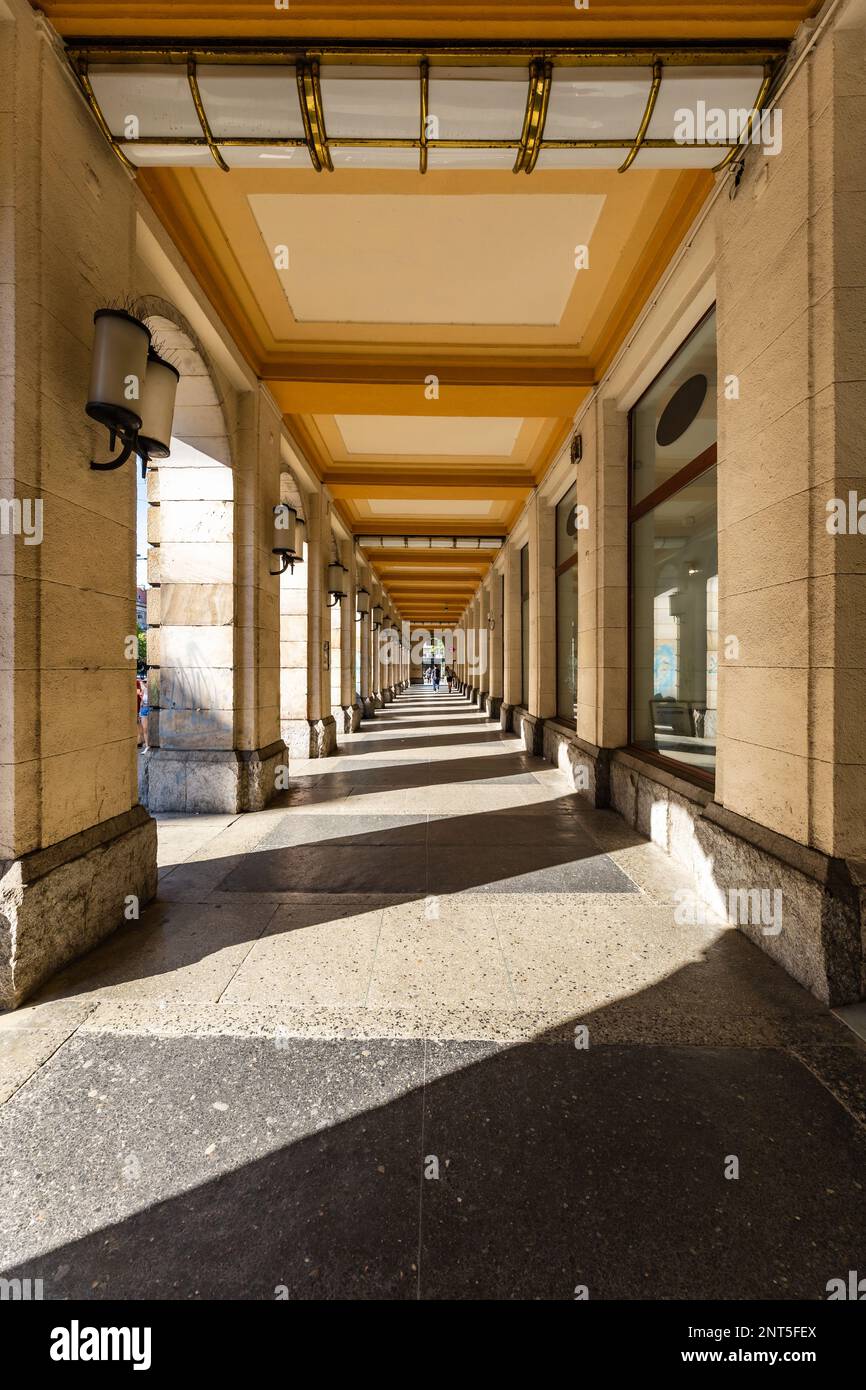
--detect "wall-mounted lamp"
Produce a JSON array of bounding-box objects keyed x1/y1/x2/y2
[
  {"x1": 570, "y1": 432, "x2": 583, "y2": 465},
  {"x1": 327, "y1": 562, "x2": 348, "y2": 607},
  {"x1": 356, "y1": 587, "x2": 370, "y2": 621},
  {"x1": 487, "y1": 615, "x2": 496, "y2": 630},
  {"x1": 372, "y1": 604, "x2": 384, "y2": 629},
  {"x1": 271, "y1": 503, "x2": 302, "y2": 575},
  {"x1": 87, "y1": 309, "x2": 179, "y2": 478}
]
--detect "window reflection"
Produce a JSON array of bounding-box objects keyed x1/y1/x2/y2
[{"x1": 629, "y1": 308, "x2": 718, "y2": 779}]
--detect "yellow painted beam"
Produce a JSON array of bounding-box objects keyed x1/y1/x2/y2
[
  {"x1": 326, "y1": 478, "x2": 534, "y2": 498},
  {"x1": 270, "y1": 379, "x2": 588, "y2": 417}
]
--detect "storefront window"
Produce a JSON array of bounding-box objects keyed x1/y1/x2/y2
[
  {"x1": 555, "y1": 483, "x2": 578, "y2": 724},
  {"x1": 520, "y1": 544, "x2": 529, "y2": 707},
  {"x1": 629, "y1": 309, "x2": 718, "y2": 780}
]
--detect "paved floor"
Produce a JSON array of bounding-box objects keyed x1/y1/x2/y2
[{"x1": 2, "y1": 687, "x2": 866, "y2": 1299}]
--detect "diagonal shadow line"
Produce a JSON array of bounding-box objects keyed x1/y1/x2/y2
[
  {"x1": 281, "y1": 752, "x2": 552, "y2": 799},
  {"x1": 2, "y1": 941, "x2": 862, "y2": 1299},
  {"x1": 37, "y1": 800, "x2": 646, "y2": 1007},
  {"x1": 345, "y1": 730, "x2": 508, "y2": 754}
]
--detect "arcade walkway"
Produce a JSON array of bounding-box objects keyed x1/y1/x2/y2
[{"x1": 2, "y1": 688, "x2": 866, "y2": 1298}]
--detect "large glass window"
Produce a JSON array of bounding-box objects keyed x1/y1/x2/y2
[
  {"x1": 520, "y1": 544, "x2": 529, "y2": 707},
  {"x1": 629, "y1": 309, "x2": 718, "y2": 780},
  {"x1": 555, "y1": 483, "x2": 578, "y2": 724}
]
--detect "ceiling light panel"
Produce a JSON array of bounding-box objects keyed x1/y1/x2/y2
[
  {"x1": 645, "y1": 66, "x2": 766, "y2": 141},
  {"x1": 545, "y1": 68, "x2": 653, "y2": 141},
  {"x1": 124, "y1": 143, "x2": 215, "y2": 166},
  {"x1": 535, "y1": 147, "x2": 629, "y2": 169},
  {"x1": 196, "y1": 65, "x2": 305, "y2": 138},
  {"x1": 219, "y1": 145, "x2": 308, "y2": 167},
  {"x1": 321, "y1": 66, "x2": 420, "y2": 138},
  {"x1": 330, "y1": 147, "x2": 421, "y2": 168},
  {"x1": 89, "y1": 64, "x2": 200, "y2": 137},
  {"x1": 427, "y1": 67, "x2": 528, "y2": 141},
  {"x1": 427, "y1": 147, "x2": 517, "y2": 169}
]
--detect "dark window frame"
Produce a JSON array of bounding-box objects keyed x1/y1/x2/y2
[
  {"x1": 554, "y1": 483, "x2": 579, "y2": 725},
  {"x1": 627, "y1": 306, "x2": 718, "y2": 791},
  {"x1": 519, "y1": 542, "x2": 530, "y2": 709}
]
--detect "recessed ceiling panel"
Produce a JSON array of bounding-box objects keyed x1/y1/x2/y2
[
  {"x1": 332, "y1": 415, "x2": 524, "y2": 456},
  {"x1": 249, "y1": 192, "x2": 605, "y2": 326},
  {"x1": 365, "y1": 499, "x2": 497, "y2": 517}
]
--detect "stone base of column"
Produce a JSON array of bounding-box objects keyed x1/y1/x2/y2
[
  {"x1": 499, "y1": 702, "x2": 515, "y2": 732},
  {"x1": 476, "y1": 688, "x2": 489, "y2": 710},
  {"x1": 340, "y1": 703, "x2": 363, "y2": 733},
  {"x1": 485, "y1": 695, "x2": 503, "y2": 722},
  {"x1": 361, "y1": 695, "x2": 377, "y2": 720},
  {"x1": 609, "y1": 749, "x2": 865, "y2": 1008},
  {"x1": 542, "y1": 722, "x2": 610, "y2": 806},
  {"x1": 0, "y1": 805, "x2": 158, "y2": 1009},
  {"x1": 282, "y1": 718, "x2": 338, "y2": 759},
  {"x1": 141, "y1": 742, "x2": 287, "y2": 813},
  {"x1": 513, "y1": 708, "x2": 545, "y2": 756}
]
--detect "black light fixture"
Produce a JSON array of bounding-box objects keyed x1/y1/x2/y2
[
  {"x1": 372, "y1": 604, "x2": 383, "y2": 629},
  {"x1": 356, "y1": 586, "x2": 370, "y2": 621},
  {"x1": 87, "y1": 308, "x2": 179, "y2": 478},
  {"x1": 271, "y1": 503, "x2": 301, "y2": 575},
  {"x1": 327, "y1": 562, "x2": 348, "y2": 607}
]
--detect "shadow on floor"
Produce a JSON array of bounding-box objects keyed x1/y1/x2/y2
[{"x1": 2, "y1": 948, "x2": 865, "y2": 1299}]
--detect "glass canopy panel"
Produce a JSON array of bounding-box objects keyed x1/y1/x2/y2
[
  {"x1": 89, "y1": 65, "x2": 200, "y2": 138},
  {"x1": 535, "y1": 147, "x2": 629, "y2": 169},
  {"x1": 219, "y1": 145, "x2": 309, "y2": 168},
  {"x1": 427, "y1": 147, "x2": 517, "y2": 169},
  {"x1": 544, "y1": 68, "x2": 653, "y2": 141},
  {"x1": 196, "y1": 65, "x2": 304, "y2": 138},
  {"x1": 123, "y1": 143, "x2": 215, "y2": 167},
  {"x1": 646, "y1": 66, "x2": 766, "y2": 143},
  {"x1": 631, "y1": 146, "x2": 727, "y2": 168},
  {"x1": 321, "y1": 67, "x2": 420, "y2": 138},
  {"x1": 428, "y1": 68, "x2": 528, "y2": 140},
  {"x1": 330, "y1": 147, "x2": 421, "y2": 168}
]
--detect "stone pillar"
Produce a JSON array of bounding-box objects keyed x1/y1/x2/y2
[
  {"x1": 0, "y1": 0, "x2": 156, "y2": 1007},
  {"x1": 501, "y1": 542, "x2": 522, "y2": 731},
  {"x1": 477, "y1": 585, "x2": 491, "y2": 709},
  {"x1": 329, "y1": 556, "x2": 343, "y2": 728},
  {"x1": 143, "y1": 379, "x2": 286, "y2": 813},
  {"x1": 358, "y1": 565, "x2": 374, "y2": 718},
  {"x1": 572, "y1": 395, "x2": 628, "y2": 806},
  {"x1": 488, "y1": 568, "x2": 504, "y2": 720},
  {"x1": 377, "y1": 604, "x2": 390, "y2": 705},
  {"x1": 341, "y1": 551, "x2": 360, "y2": 728},
  {"x1": 706, "y1": 21, "x2": 866, "y2": 1002},
  {"x1": 305, "y1": 491, "x2": 337, "y2": 756},
  {"x1": 280, "y1": 507, "x2": 311, "y2": 756}
]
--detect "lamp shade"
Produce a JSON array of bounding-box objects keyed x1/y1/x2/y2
[
  {"x1": 137, "y1": 350, "x2": 179, "y2": 459},
  {"x1": 328, "y1": 562, "x2": 348, "y2": 597},
  {"x1": 272, "y1": 503, "x2": 297, "y2": 554},
  {"x1": 372, "y1": 604, "x2": 383, "y2": 626},
  {"x1": 356, "y1": 587, "x2": 370, "y2": 615},
  {"x1": 86, "y1": 309, "x2": 151, "y2": 433}
]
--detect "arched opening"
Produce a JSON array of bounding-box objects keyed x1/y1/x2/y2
[
  {"x1": 279, "y1": 468, "x2": 310, "y2": 756},
  {"x1": 135, "y1": 304, "x2": 236, "y2": 812}
]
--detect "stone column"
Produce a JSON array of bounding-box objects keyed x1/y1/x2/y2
[
  {"x1": 0, "y1": 0, "x2": 156, "y2": 1007},
  {"x1": 305, "y1": 491, "x2": 337, "y2": 756},
  {"x1": 488, "y1": 568, "x2": 504, "y2": 720},
  {"x1": 706, "y1": 21, "x2": 866, "y2": 1002},
  {"x1": 280, "y1": 502, "x2": 311, "y2": 756},
  {"x1": 501, "y1": 542, "x2": 522, "y2": 731},
  {"x1": 477, "y1": 585, "x2": 491, "y2": 709},
  {"x1": 358, "y1": 564, "x2": 374, "y2": 718}
]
